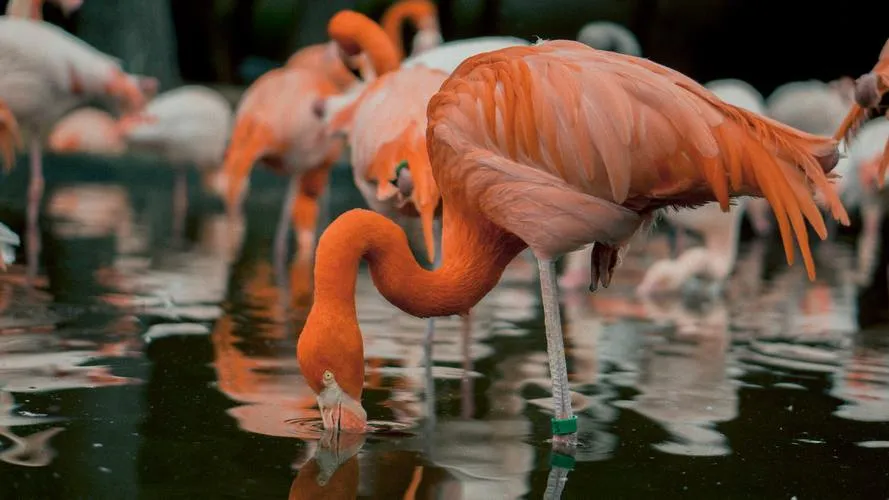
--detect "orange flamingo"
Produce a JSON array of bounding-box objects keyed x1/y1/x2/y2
[
  {"x1": 835, "y1": 38, "x2": 889, "y2": 186},
  {"x1": 380, "y1": 0, "x2": 441, "y2": 60},
  {"x1": 219, "y1": 41, "x2": 399, "y2": 302},
  {"x1": 296, "y1": 40, "x2": 849, "y2": 443},
  {"x1": 48, "y1": 107, "x2": 127, "y2": 156}
]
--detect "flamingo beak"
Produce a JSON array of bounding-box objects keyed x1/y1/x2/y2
[{"x1": 317, "y1": 374, "x2": 368, "y2": 434}]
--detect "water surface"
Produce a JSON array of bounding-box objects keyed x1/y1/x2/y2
[{"x1": 1, "y1": 154, "x2": 888, "y2": 499}]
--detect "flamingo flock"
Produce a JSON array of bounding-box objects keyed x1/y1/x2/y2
[{"x1": 1, "y1": 0, "x2": 888, "y2": 460}]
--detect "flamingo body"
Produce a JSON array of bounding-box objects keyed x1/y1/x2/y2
[
  {"x1": 297, "y1": 40, "x2": 848, "y2": 438},
  {"x1": 121, "y1": 85, "x2": 232, "y2": 170},
  {"x1": 48, "y1": 107, "x2": 125, "y2": 156}
]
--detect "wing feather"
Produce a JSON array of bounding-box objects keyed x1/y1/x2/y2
[{"x1": 428, "y1": 40, "x2": 848, "y2": 279}]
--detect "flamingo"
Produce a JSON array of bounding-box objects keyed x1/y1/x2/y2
[
  {"x1": 324, "y1": 11, "x2": 462, "y2": 372},
  {"x1": 576, "y1": 21, "x2": 641, "y2": 56},
  {"x1": 219, "y1": 39, "x2": 399, "y2": 303},
  {"x1": 48, "y1": 107, "x2": 127, "y2": 156},
  {"x1": 380, "y1": 0, "x2": 442, "y2": 59},
  {"x1": 0, "y1": 17, "x2": 150, "y2": 284},
  {"x1": 4, "y1": 0, "x2": 82, "y2": 20},
  {"x1": 840, "y1": 119, "x2": 889, "y2": 285},
  {"x1": 835, "y1": 38, "x2": 889, "y2": 187},
  {"x1": 296, "y1": 40, "x2": 848, "y2": 444},
  {"x1": 117, "y1": 85, "x2": 233, "y2": 243}
]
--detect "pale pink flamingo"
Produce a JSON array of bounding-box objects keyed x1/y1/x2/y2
[
  {"x1": 296, "y1": 41, "x2": 848, "y2": 445},
  {"x1": 117, "y1": 85, "x2": 233, "y2": 243},
  {"x1": 48, "y1": 107, "x2": 127, "y2": 156},
  {"x1": 576, "y1": 21, "x2": 641, "y2": 56},
  {"x1": 0, "y1": 17, "x2": 151, "y2": 284}
]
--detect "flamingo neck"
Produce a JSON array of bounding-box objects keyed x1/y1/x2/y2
[
  {"x1": 380, "y1": 0, "x2": 438, "y2": 59},
  {"x1": 328, "y1": 11, "x2": 401, "y2": 77},
  {"x1": 313, "y1": 208, "x2": 525, "y2": 318}
]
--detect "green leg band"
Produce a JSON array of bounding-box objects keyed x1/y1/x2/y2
[
  {"x1": 550, "y1": 451, "x2": 576, "y2": 470},
  {"x1": 551, "y1": 416, "x2": 577, "y2": 435}
]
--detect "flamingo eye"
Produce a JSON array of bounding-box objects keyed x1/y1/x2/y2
[{"x1": 322, "y1": 370, "x2": 333, "y2": 382}]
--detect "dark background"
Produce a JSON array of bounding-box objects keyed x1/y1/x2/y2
[{"x1": 4, "y1": 0, "x2": 887, "y2": 95}]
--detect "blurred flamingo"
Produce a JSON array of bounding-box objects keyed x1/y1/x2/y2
[
  {"x1": 219, "y1": 38, "x2": 399, "y2": 303},
  {"x1": 380, "y1": 0, "x2": 442, "y2": 59},
  {"x1": 576, "y1": 21, "x2": 641, "y2": 56},
  {"x1": 841, "y1": 119, "x2": 889, "y2": 285},
  {"x1": 319, "y1": 12, "x2": 528, "y2": 136},
  {"x1": 0, "y1": 17, "x2": 151, "y2": 284},
  {"x1": 296, "y1": 41, "x2": 848, "y2": 444},
  {"x1": 48, "y1": 107, "x2": 126, "y2": 156},
  {"x1": 117, "y1": 85, "x2": 233, "y2": 243},
  {"x1": 4, "y1": 0, "x2": 82, "y2": 20},
  {"x1": 835, "y1": 38, "x2": 889, "y2": 187}
]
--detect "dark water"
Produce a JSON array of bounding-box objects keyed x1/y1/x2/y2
[{"x1": 1, "y1": 154, "x2": 888, "y2": 500}]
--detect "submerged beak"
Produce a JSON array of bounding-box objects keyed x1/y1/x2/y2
[{"x1": 317, "y1": 377, "x2": 368, "y2": 434}]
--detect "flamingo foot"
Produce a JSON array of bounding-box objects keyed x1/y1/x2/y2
[{"x1": 589, "y1": 243, "x2": 619, "y2": 292}]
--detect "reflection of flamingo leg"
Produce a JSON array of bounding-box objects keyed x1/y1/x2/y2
[
  {"x1": 0, "y1": 426, "x2": 64, "y2": 467},
  {"x1": 424, "y1": 317, "x2": 436, "y2": 433},
  {"x1": 460, "y1": 311, "x2": 474, "y2": 419},
  {"x1": 543, "y1": 464, "x2": 571, "y2": 500},
  {"x1": 172, "y1": 168, "x2": 188, "y2": 246},
  {"x1": 26, "y1": 137, "x2": 43, "y2": 286}
]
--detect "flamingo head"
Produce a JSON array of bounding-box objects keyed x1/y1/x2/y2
[
  {"x1": 48, "y1": 0, "x2": 82, "y2": 16},
  {"x1": 297, "y1": 306, "x2": 368, "y2": 434}
]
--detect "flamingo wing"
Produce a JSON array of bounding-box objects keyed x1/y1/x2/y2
[{"x1": 428, "y1": 40, "x2": 848, "y2": 279}]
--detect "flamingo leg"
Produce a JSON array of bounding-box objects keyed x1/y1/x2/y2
[
  {"x1": 460, "y1": 311, "x2": 474, "y2": 419},
  {"x1": 171, "y1": 168, "x2": 188, "y2": 246},
  {"x1": 289, "y1": 165, "x2": 332, "y2": 303},
  {"x1": 273, "y1": 174, "x2": 299, "y2": 283},
  {"x1": 856, "y1": 203, "x2": 883, "y2": 286},
  {"x1": 537, "y1": 258, "x2": 576, "y2": 445},
  {"x1": 423, "y1": 316, "x2": 437, "y2": 434},
  {"x1": 25, "y1": 137, "x2": 43, "y2": 286}
]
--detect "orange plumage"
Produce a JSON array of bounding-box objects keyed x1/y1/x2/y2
[
  {"x1": 380, "y1": 0, "x2": 440, "y2": 59},
  {"x1": 297, "y1": 40, "x2": 849, "y2": 435},
  {"x1": 0, "y1": 100, "x2": 22, "y2": 172}
]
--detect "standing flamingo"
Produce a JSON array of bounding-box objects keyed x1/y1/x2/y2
[
  {"x1": 0, "y1": 17, "x2": 150, "y2": 284},
  {"x1": 219, "y1": 37, "x2": 399, "y2": 302},
  {"x1": 380, "y1": 0, "x2": 441, "y2": 59},
  {"x1": 296, "y1": 41, "x2": 848, "y2": 444},
  {"x1": 48, "y1": 107, "x2": 127, "y2": 156},
  {"x1": 117, "y1": 85, "x2": 233, "y2": 243}
]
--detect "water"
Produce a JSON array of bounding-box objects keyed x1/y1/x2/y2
[{"x1": 1, "y1": 153, "x2": 888, "y2": 499}]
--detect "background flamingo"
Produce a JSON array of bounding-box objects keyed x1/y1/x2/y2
[
  {"x1": 48, "y1": 107, "x2": 127, "y2": 156},
  {"x1": 118, "y1": 85, "x2": 232, "y2": 244},
  {"x1": 296, "y1": 41, "x2": 848, "y2": 444},
  {"x1": 219, "y1": 37, "x2": 398, "y2": 302},
  {"x1": 576, "y1": 21, "x2": 641, "y2": 56},
  {"x1": 0, "y1": 17, "x2": 151, "y2": 284},
  {"x1": 380, "y1": 0, "x2": 442, "y2": 59}
]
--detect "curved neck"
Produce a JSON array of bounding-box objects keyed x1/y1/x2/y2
[
  {"x1": 314, "y1": 208, "x2": 525, "y2": 318},
  {"x1": 328, "y1": 11, "x2": 400, "y2": 78},
  {"x1": 380, "y1": 0, "x2": 437, "y2": 59}
]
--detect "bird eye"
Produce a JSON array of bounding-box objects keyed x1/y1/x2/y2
[{"x1": 323, "y1": 370, "x2": 333, "y2": 381}]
